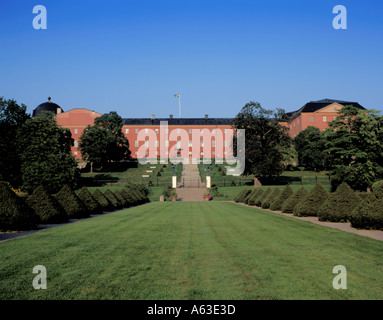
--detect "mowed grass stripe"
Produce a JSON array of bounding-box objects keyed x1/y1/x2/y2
[{"x1": 0, "y1": 202, "x2": 382, "y2": 300}]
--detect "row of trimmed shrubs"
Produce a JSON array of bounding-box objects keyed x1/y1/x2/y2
[
  {"x1": 234, "y1": 183, "x2": 383, "y2": 231},
  {"x1": 0, "y1": 181, "x2": 149, "y2": 232}
]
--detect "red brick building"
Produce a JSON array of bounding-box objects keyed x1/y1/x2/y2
[{"x1": 32, "y1": 98, "x2": 365, "y2": 160}]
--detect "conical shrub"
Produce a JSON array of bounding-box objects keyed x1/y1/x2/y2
[
  {"x1": 262, "y1": 188, "x2": 281, "y2": 209},
  {"x1": 234, "y1": 189, "x2": 249, "y2": 203},
  {"x1": 248, "y1": 188, "x2": 263, "y2": 206},
  {"x1": 78, "y1": 187, "x2": 103, "y2": 215},
  {"x1": 244, "y1": 189, "x2": 257, "y2": 204},
  {"x1": 113, "y1": 190, "x2": 130, "y2": 208},
  {"x1": 236, "y1": 189, "x2": 252, "y2": 203},
  {"x1": 92, "y1": 189, "x2": 113, "y2": 212},
  {"x1": 293, "y1": 183, "x2": 328, "y2": 217},
  {"x1": 0, "y1": 181, "x2": 39, "y2": 231},
  {"x1": 349, "y1": 185, "x2": 383, "y2": 230},
  {"x1": 120, "y1": 189, "x2": 137, "y2": 206},
  {"x1": 255, "y1": 188, "x2": 271, "y2": 207},
  {"x1": 318, "y1": 182, "x2": 361, "y2": 222},
  {"x1": 104, "y1": 189, "x2": 123, "y2": 209},
  {"x1": 53, "y1": 184, "x2": 89, "y2": 219},
  {"x1": 270, "y1": 185, "x2": 294, "y2": 211},
  {"x1": 281, "y1": 187, "x2": 308, "y2": 213},
  {"x1": 26, "y1": 185, "x2": 67, "y2": 223}
]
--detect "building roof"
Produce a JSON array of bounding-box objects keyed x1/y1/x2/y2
[
  {"x1": 122, "y1": 117, "x2": 233, "y2": 126},
  {"x1": 288, "y1": 99, "x2": 365, "y2": 120},
  {"x1": 32, "y1": 98, "x2": 64, "y2": 117}
]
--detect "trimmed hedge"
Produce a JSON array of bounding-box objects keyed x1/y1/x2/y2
[
  {"x1": 234, "y1": 189, "x2": 250, "y2": 203},
  {"x1": 255, "y1": 188, "x2": 272, "y2": 207},
  {"x1": 0, "y1": 181, "x2": 39, "y2": 231},
  {"x1": 349, "y1": 185, "x2": 383, "y2": 230},
  {"x1": 281, "y1": 187, "x2": 308, "y2": 213},
  {"x1": 318, "y1": 182, "x2": 361, "y2": 222},
  {"x1": 53, "y1": 185, "x2": 89, "y2": 219},
  {"x1": 120, "y1": 189, "x2": 137, "y2": 206},
  {"x1": 247, "y1": 189, "x2": 263, "y2": 206},
  {"x1": 293, "y1": 183, "x2": 328, "y2": 217},
  {"x1": 113, "y1": 190, "x2": 130, "y2": 208},
  {"x1": 92, "y1": 189, "x2": 113, "y2": 212},
  {"x1": 261, "y1": 188, "x2": 281, "y2": 209},
  {"x1": 78, "y1": 187, "x2": 103, "y2": 215},
  {"x1": 104, "y1": 189, "x2": 123, "y2": 209},
  {"x1": 26, "y1": 185, "x2": 68, "y2": 224},
  {"x1": 270, "y1": 185, "x2": 294, "y2": 211},
  {"x1": 244, "y1": 189, "x2": 257, "y2": 204}
]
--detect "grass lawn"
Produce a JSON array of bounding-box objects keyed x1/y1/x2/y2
[{"x1": 1, "y1": 202, "x2": 382, "y2": 300}]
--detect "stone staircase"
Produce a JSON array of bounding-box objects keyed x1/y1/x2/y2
[{"x1": 176, "y1": 164, "x2": 207, "y2": 201}]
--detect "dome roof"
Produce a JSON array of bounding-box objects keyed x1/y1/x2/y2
[{"x1": 32, "y1": 98, "x2": 64, "y2": 117}]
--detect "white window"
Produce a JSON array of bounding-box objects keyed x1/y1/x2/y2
[
  {"x1": 212, "y1": 151, "x2": 215, "y2": 155},
  {"x1": 224, "y1": 140, "x2": 227, "y2": 147},
  {"x1": 74, "y1": 151, "x2": 78, "y2": 155},
  {"x1": 135, "y1": 140, "x2": 139, "y2": 147},
  {"x1": 125, "y1": 129, "x2": 129, "y2": 134},
  {"x1": 166, "y1": 129, "x2": 169, "y2": 134},
  {"x1": 145, "y1": 128, "x2": 149, "y2": 134},
  {"x1": 212, "y1": 140, "x2": 216, "y2": 147},
  {"x1": 74, "y1": 140, "x2": 78, "y2": 147},
  {"x1": 155, "y1": 140, "x2": 158, "y2": 147},
  {"x1": 323, "y1": 116, "x2": 327, "y2": 122},
  {"x1": 165, "y1": 140, "x2": 169, "y2": 147},
  {"x1": 155, "y1": 129, "x2": 159, "y2": 134},
  {"x1": 200, "y1": 140, "x2": 204, "y2": 147},
  {"x1": 145, "y1": 141, "x2": 149, "y2": 147},
  {"x1": 177, "y1": 129, "x2": 180, "y2": 134},
  {"x1": 310, "y1": 116, "x2": 314, "y2": 123},
  {"x1": 189, "y1": 129, "x2": 192, "y2": 134},
  {"x1": 74, "y1": 129, "x2": 78, "y2": 134},
  {"x1": 200, "y1": 129, "x2": 204, "y2": 134},
  {"x1": 135, "y1": 129, "x2": 139, "y2": 134},
  {"x1": 189, "y1": 140, "x2": 192, "y2": 147},
  {"x1": 224, "y1": 129, "x2": 227, "y2": 134},
  {"x1": 135, "y1": 151, "x2": 138, "y2": 155},
  {"x1": 212, "y1": 129, "x2": 216, "y2": 134}
]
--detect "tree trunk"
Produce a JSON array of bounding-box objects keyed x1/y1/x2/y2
[{"x1": 254, "y1": 175, "x2": 262, "y2": 187}]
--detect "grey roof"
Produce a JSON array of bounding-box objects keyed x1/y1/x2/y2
[{"x1": 122, "y1": 118, "x2": 233, "y2": 126}]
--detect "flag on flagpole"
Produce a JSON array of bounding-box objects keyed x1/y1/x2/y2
[{"x1": 173, "y1": 94, "x2": 180, "y2": 98}]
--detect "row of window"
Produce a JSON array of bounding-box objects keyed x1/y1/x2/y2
[{"x1": 126, "y1": 128, "x2": 231, "y2": 135}]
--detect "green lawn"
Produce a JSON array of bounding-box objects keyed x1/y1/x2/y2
[{"x1": 1, "y1": 202, "x2": 382, "y2": 300}]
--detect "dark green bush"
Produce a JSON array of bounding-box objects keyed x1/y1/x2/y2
[
  {"x1": 0, "y1": 181, "x2": 39, "y2": 231},
  {"x1": 53, "y1": 185, "x2": 89, "y2": 219},
  {"x1": 113, "y1": 190, "x2": 130, "y2": 208},
  {"x1": 26, "y1": 185, "x2": 68, "y2": 223},
  {"x1": 244, "y1": 189, "x2": 257, "y2": 204},
  {"x1": 236, "y1": 189, "x2": 252, "y2": 203},
  {"x1": 293, "y1": 183, "x2": 328, "y2": 217},
  {"x1": 270, "y1": 185, "x2": 294, "y2": 211},
  {"x1": 318, "y1": 182, "x2": 361, "y2": 222},
  {"x1": 120, "y1": 189, "x2": 137, "y2": 206},
  {"x1": 234, "y1": 189, "x2": 248, "y2": 203},
  {"x1": 255, "y1": 188, "x2": 272, "y2": 207},
  {"x1": 78, "y1": 187, "x2": 103, "y2": 215},
  {"x1": 349, "y1": 185, "x2": 383, "y2": 230},
  {"x1": 371, "y1": 180, "x2": 383, "y2": 191},
  {"x1": 262, "y1": 188, "x2": 281, "y2": 209},
  {"x1": 281, "y1": 187, "x2": 308, "y2": 213},
  {"x1": 104, "y1": 189, "x2": 123, "y2": 209},
  {"x1": 248, "y1": 189, "x2": 263, "y2": 206},
  {"x1": 92, "y1": 189, "x2": 113, "y2": 212}
]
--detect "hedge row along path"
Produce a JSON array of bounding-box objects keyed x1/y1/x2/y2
[{"x1": 233, "y1": 201, "x2": 383, "y2": 241}]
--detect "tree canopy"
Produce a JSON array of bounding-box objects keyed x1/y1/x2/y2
[
  {"x1": 79, "y1": 111, "x2": 131, "y2": 171},
  {"x1": 18, "y1": 112, "x2": 80, "y2": 193},
  {"x1": 232, "y1": 101, "x2": 292, "y2": 178},
  {"x1": 0, "y1": 97, "x2": 31, "y2": 186},
  {"x1": 324, "y1": 105, "x2": 383, "y2": 191},
  {"x1": 293, "y1": 126, "x2": 329, "y2": 171}
]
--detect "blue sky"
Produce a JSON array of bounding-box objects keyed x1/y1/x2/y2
[{"x1": 1, "y1": 0, "x2": 383, "y2": 118}]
